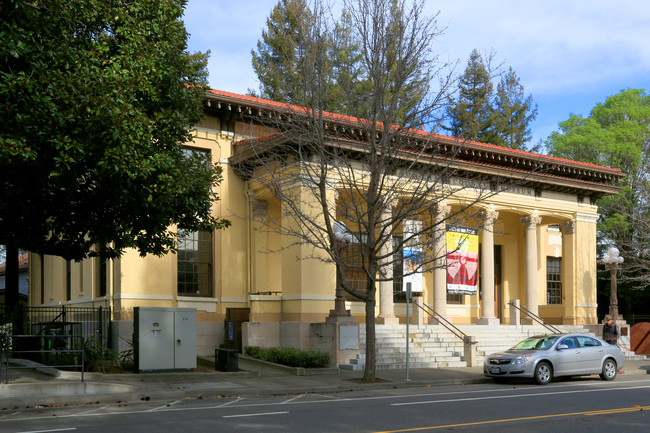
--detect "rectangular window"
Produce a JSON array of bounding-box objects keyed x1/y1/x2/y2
[
  {"x1": 546, "y1": 257, "x2": 562, "y2": 304},
  {"x1": 177, "y1": 229, "x2": 213, "y2": 297},
  {"x1": 342, "y1": 241, "x2": 366, "y2": 300},
  {"x1": 393, "y1": 236, "x2": 404, "y2": 301}
]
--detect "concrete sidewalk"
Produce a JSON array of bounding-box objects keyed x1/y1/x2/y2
[{"x1": 1, "y1": 356, "x2": 649, "y2": 408}]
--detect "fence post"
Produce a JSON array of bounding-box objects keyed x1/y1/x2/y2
[{"x1": 98, "y1": 306, "x2": 103, "y2": 343}]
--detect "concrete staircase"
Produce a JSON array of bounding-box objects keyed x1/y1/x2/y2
[{"x1": 340, "y1": 323, "x2": 596, "y2": 371}]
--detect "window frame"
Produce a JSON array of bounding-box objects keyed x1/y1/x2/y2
[{"x1": 546, "y1": 256, "x2": 562, "y2": 304}]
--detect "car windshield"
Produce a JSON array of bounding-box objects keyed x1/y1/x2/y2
[{"x1": 511, "y1": 336, "x2": 559, "y2": 350}]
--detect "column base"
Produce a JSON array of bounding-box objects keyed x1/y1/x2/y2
[
  {"x1": 325, "y1": 315, "x2": 356, "y2": 324},
  {"x1": 376, "y1": 315, "x2": 400, "y2": 325},
  {"x1": 477, "y1": 317, "x2": 500, "y2": 326},
  {"x1": 521, "y1": 317, "x2": 535, "y2": 325}
]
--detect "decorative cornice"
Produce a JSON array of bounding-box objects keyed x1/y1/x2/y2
[{"x1": 211, "y1": 89, "x2": 624, "y2": 198}]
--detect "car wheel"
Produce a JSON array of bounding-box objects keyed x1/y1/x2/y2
[
  {"x1": 534, "y1": 362, "x2": 552, "y2": 385},
  {"x1": 599, "y1": 359, "x2": 617, "y2": 381}
]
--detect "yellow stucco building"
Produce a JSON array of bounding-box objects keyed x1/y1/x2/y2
[{"x1": 28, "y1": 90, "x2": 623, "y2": 356}]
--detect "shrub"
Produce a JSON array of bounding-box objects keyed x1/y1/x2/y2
[{"x1": 244, "y1": 346, "x2": 330, "y2": 368}]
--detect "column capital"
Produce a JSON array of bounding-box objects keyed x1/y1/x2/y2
[
  {"x1": 561, "y1": 220, "x2": 576, "y2": 235},
  {"x1": 435, "y1": 202, "x2": 451, "y2": 219},
  {"x1": 480, "y1": 208, "x2": 499, "y2": 225},
  {"x1": 251, "y1": 200, "x2": 269, "y2": 218},
  {"x1": 521, "y1": 213, "x2": 542, "y2": 229}
]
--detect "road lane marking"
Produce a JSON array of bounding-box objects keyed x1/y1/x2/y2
[
  {"x1": 391, "y1": 384, "x2": 650, "y2": 406},
  {"x1": 222, "y1": 411, "x2": 289, "y2": 418},
  {"x1": 374, "y1": 405, "x2": 650, "y2": 432},
  {"x1": 147, "y1": 400, "x2": 182, "y2": 411},
  {"x1": 5, "y1": 379, "x2": 650, "y2": 423},
  {"x1": 217, "y1": 398, "x2": 246, "y2": 407},
  {"x1": 17, "y1": 429, "x2": 77, "y2": 433},
  {"x1": 281, "y1": 395, "x2": 306, "y2": 404}
]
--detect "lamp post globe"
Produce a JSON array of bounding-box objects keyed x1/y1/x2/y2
[{"x1": 603, "y1": 246, "x2": 624, "y2": 321}]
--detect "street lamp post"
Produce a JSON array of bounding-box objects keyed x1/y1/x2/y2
[{"x1": 602, "y1": 247, "x2": 624, "y2": 321}]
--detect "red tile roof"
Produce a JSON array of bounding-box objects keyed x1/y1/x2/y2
[
  {"x1": 207, "y1": 89, "x2": 623, "y2": 175},
  {"x1": 0, "y1": 253, "x2": 29, "y2": 274}
]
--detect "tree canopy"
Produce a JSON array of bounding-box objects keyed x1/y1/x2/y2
[
  {"x1": 444, "y1": 49, "x2": 494, "y2": 142},
  {"x1": 545, "y1": 89, "x2": 650, "y2": 296},
  {"x1": 492, "y1": 67, "x2": 538, "y2": 149},
  {"x1": 0, "y1": 0, "x2": 230, "y2": 262},
  {"x1": 250, "y1": 0, "x2": 428, "y2": 120},
  {"x1": 445, "y1": 50, "x2": 537, "y2": 149}
]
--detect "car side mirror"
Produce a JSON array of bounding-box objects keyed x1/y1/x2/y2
[{"x1": 557, "y1": 344, "x2": 569, "y2": 350}]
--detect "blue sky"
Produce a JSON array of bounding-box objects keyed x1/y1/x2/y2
[{"x1": 183, "y1": 0, "x2": 650, "y2": 148}]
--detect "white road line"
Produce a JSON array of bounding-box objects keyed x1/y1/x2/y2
[
  {"x1": 281, "y1": 394, "x2": 306, "y2": 404},
  {"x1": 147, "y1": 400, "x2": 182, "y2": 412},
  {"x1": 5, "y1": 378, "x2": 649, "y2": 423},
  {"x1": 17, "y1": 429, "x2": 76, "y2": 433},
  {"x1": 311, "y1": 394, "x2": 349, "y2": 399},
  {"x1": 222, "y1": 411, "x2": 289, "y2": 418},
  {"x1": 391, "y1": 384, "x2": 650, "y2": 406},
  {"x1": 218, "y1": 398, "x2": 246, "y2": 407}
]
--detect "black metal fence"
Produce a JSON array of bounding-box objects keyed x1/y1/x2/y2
[
  {"x1": 624, "y1": 314, "x2": 650, "y2": 326},
  {"x1": 1, "y1": 334, "x2": 85, "y2": 383},
  {"x1": 0, "y1": 304, "x2": 111, "y2": 350}
]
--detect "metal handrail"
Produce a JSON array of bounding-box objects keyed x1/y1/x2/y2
[
  {"x1": 508, "y1": 301, "x2": 563, "y2": 334},
  {"x1": 1, "y1": 334, "x2": 85, "y2": 384},
  {"x1": 415, "y1": 301, "x2": 470, "y2": 343}
]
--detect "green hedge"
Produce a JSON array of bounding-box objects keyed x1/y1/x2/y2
[{"x1": 244, "y1": 346, "x2": 330, "y2": 368}]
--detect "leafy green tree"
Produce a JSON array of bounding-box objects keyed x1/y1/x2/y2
[
  {"x1": 444, "y1": 49, "x2": 494, "y2": 142},
  {"x1": 0, "y1": 0, "x2": 230, "y2": 304},
  {"x1": 492, "y1": 67, "x2": 538, "y2": 149},
  {"x1": 546, "y1": 89, "x2": 650, "y2": 304}
]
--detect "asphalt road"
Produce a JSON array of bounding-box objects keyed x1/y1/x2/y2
[{"x1": 2, "y1": 376, "x2": 649, "y2": 433}]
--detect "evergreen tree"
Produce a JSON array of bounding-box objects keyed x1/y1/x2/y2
[
  {"x1": 444, "y1": 49, "x2": 494, "y2": 142},
  {"x1": 492, "y1": 67, "x2": 538, "y2": 149},
  {"x1": 251, "y1": 0, "x2": 324, "y2": 107}
]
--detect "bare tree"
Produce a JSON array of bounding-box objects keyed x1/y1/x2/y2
[{"x1": 233, "y1": 0, "x2": 532, "y2": 382}]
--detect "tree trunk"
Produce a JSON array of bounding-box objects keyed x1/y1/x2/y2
[
  {"x1": 362, "y1": 297, "x2": 376, "y2": 382},
  {"x1": 4, "y1": 244, "x2": 19, "y2": 307}
]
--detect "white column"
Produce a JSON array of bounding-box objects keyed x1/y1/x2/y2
[
  {"x1": 377, "y1": 203, "x2": 398, "y2": 324},
  {"x1": 561, "y1": 220, "x2": 577, "y2": 324},
  {"x1": 478, "y1": 208, "x2": 499, "y2": 325},
  {"x1": 521, "y1": 213, "x2": 542, "y2": 322},
  {"x1": 431, "y1": 204, "x2": 451, "y2": 323}
]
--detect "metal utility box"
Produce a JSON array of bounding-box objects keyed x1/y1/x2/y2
[{"x1": 133, "y1": 307, "x2": 197, "y2": 372}]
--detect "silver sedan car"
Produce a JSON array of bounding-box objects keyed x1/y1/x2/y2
[{"x1": 483, "y1": 333, "x2": 624, "y2": 385}]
